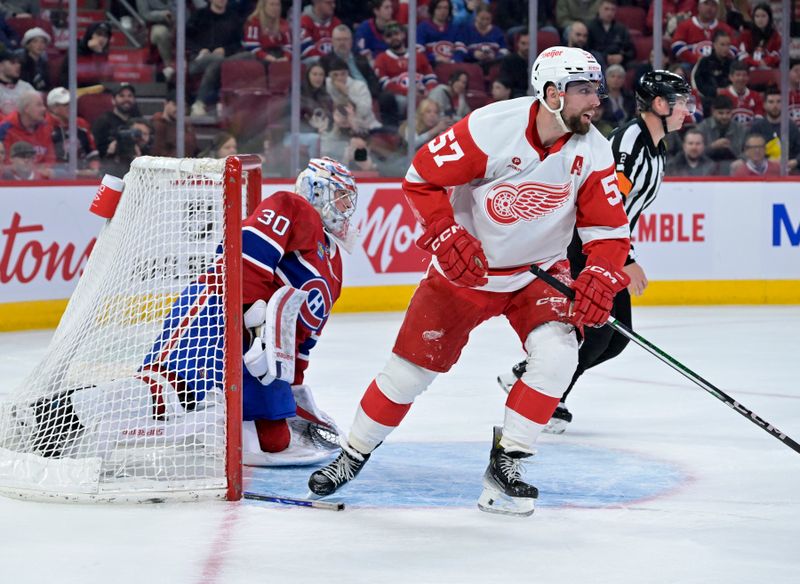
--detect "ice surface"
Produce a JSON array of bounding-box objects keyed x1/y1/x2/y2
[{"x1": 0, "y1": 306, "x2": 798, "y2": 584}]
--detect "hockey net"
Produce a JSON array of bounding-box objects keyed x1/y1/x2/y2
[{"x1": 0, "y1": 156, "x2": 262, "y2": 502}]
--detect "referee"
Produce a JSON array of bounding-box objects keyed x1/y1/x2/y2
[{"x1": 500, "y1": 70, "x2": 695, "y2": 433}]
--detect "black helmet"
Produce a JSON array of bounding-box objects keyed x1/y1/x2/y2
[{"x1": 636, "y1": 70, "x2": 692, "y2": 112}]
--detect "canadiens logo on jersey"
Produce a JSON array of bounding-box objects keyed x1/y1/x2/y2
[
  {"x1": 485, "y1": 181, "x2": 572, "y2": 225},
  {"x1": 299, "y1": 277, "x2": 333, "y2": 331}
]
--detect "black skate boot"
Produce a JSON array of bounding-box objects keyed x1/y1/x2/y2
[
  {"x1": 544, "y1": 403, "x2": 572, "y2": 435},
  {"x1": 477, "y1": 426, "x2": 538, "y2": 517},
  {"x1": 495, "y1": 359, "x2": 527, "y2": 393},
  {"x1": 307, "y1": 442, "x2": 370, "y2": 497}
]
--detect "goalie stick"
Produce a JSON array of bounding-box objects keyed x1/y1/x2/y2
[
  {"x1": 529, "y1": 263, "x2": 800, "y2": 455},
  {"x1": 243, "y1": 491, "x2": 345, "y2": 511}
]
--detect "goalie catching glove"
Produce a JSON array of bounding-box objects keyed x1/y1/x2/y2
[
  {"x1": 570, "y1": 258, "x2": 630, "y2": 328},
  {"x1": 417, "y1": 216, "x2": 488, "y2": 288}
]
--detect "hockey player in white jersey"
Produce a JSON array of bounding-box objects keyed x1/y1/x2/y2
[{"x1": 308, "y1": 47, "x2": 632, "y2": 516}]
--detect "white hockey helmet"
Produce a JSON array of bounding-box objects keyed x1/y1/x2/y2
[
  {"x1": 530, "y1": 46, "x2": 605, "y2": 110},
  {"x1": 295, "y1": 157, "x2": 358, "y2": 247}
]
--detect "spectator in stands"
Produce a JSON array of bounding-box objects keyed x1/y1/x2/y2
[
  {"x1": 2, "y1": 141, "x2": 41, "y2": 180},
  {"x1": 600, "y1": 64, "x2": 635, "y2": 126},
  {"x1": 587, "y1": 0, "x2": 635, "y2": 67},
  {"x1": 92, "y1": 83, "x2": 140, "y2": 176},
  {"x1": 204, "y1": 132, "x2": 238, "y2": 158},
  {"x1": 0, "y1": 48, "x2": 33, "y2": 115},
  {"x1": 321, "y1": 24, "x2": 381, "y2": 98},
  {"x1": 590, "y1": 104, "x2": 614, "y2": 137},
  {"x1": 187, "y1": 0, "x2": 245, "y2": 118},
  {"x1": 418, "y1": 0, "x2": 465, "y2": 65},
  {"x1": 672, "y1": 0, "x2": 735, "y2": 67},
  {"x1": 719, "y1": 61, "x2": 764, "y2": 128},
  {"x1": 490, "y1": 77, "x2": 512, "y2": 102},
  {"x1": 750, "y1": 88, "x2": 800, "y2": 172},
  {"x1": 0, "y1": 13, "x2": 20, "y2": 51},
  {"x1": 462, "y1": 4, "x2": 507, "y2": 69},
  {"x1": 452, "y1": 0, "x2": 480, "y2": 28},
  {"x1": 137, "y1": 0, "x2": 176, "y2": 80},
  {"x1": 498, "y1": 31, "x2": 529, "y2": 98},
  {"x1": 45, "y1": 87, "x2": 100, "y2": 178},
  {"x1": 355, "y1": 0, "x2": 393, "y2": 63},
  {"x1": 667, "y1": 128, "x2": 718, "y2": 176},
  {"x1": 697, "y1": 94, "x2": 745, "y2": 166},
  {"x1": 63, "y1": 21, "x2": 113, "y2": 88},
  {"x1": 242, "y1": 0, "x2": 291, "y2": 63},
  {"x1": 647, "y1": 0, "x2": 694, "y2": 38},
  {"x1": 300, "y1": 0, "x2": 341, "y2": 63},
  {"x1": 325, "y1": 56, "x2": 381, "y2": 132},
  {"x1": 342, "y1": 134, "x2": 379, "y2": 175},
  {"x1": 730, "y1": 132, "x2": 779, "y2": 176},
  {"x1": 428, "y1": 68, "x2": 471, "y2": 121},
  {"x1": 691, "y1": 29, "x2": 734, "y2": 111},
  {"x1": 737, "y1": 3, "x2": 780, "y2": 70},
  {"x1": 0, "y1": 91, "x2": 55, "y2": 174},
  {"x1": 293, "y1": 62, "x2": 333, "y2": 158},
  {"x1": 320, "y1": 102, "x2": 361, "y2": 161},
  {"x1": 151, "y1": 89, "x2": 199, "y2": 158},
  {"x1": 95, "y1": 115, "x2": 151, "y2": 177},
  {"x1": 564, "y1": 20, "x2": 605, "y2": 68},
  {"x1": 19, "y1": 27, "x2": 50, "y2": 92},
  {"x1": 374, "y1": 21, "x2": 437, "y2": 128},
  {"x1": 557, "y1": 0, "x2": 602, "y2": 31},
  {"x1": 0, "y1": 0, "x2": 39, "y2": 17},
  {"x1": 790, "y1": 61, "x2": 800, "y2": 129},
  {"x1": 399, "y1": 97, "x2": 450, "y2": 150}
]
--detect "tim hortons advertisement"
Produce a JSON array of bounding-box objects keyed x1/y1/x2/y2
[{"x1": 1, "y1": 184, "x2": 104, "y2": 303}]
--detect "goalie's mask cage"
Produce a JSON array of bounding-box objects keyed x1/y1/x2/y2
[
  {"x1": 0, "y1": 156, "x2": 262, "y2": 503},
  {"x1": 295, "y1": 157, "x2": 358, "y2": 246}
]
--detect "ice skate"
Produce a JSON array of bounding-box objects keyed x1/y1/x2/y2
[
  {"x1": 307, "y1": 441, "x2": 370, "y2": 497},
  {"x1": 543, "y1": 403, "x2": 572, "y2": 434},
  {"x1": 477, "y1": 426, "x2": 538, "y2": 517}
]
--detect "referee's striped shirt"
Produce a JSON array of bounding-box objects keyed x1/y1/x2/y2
[{"x1": 608, "y1": 117, "x2": 666, "y2": 261}]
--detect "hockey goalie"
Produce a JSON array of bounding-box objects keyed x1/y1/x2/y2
[{"x1": 0, "y1": 157, "x2": 359, "y2": 482}]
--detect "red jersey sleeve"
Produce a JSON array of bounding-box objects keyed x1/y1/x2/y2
[
  {"x1": 575, "y1": 164, "x2": 631, "y2": 269},
  {"x1": 401, "y1": 114, "x2": 488, "y2": 226}
]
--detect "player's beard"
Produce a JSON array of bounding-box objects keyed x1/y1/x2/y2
[{"x1": 562, "y1": 108, "x2": 594, "y2": 135}]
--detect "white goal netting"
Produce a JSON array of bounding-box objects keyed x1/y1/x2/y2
[{"x1": 0, "y1": 157, "x2": 249, "y2": 502}]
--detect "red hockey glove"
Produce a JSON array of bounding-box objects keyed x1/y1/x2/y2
[
  {"x1": 570, "y1": 258, "x2": 630, "y2": 327},
  {"x1": 417, "y1": 217, "x2": 488, "y2": 287}
]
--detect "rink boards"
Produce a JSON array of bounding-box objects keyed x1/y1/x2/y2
[{"x1": 1, "y1": 178, "x2": 798, "y2": 330}]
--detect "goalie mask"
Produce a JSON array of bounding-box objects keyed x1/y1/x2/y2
[
  {"x1": 295, "y1": 157, "x2": 359, "y2": 251},
  {"x1": 530, "y1": 47, "x2": 605, "y2": 130}
]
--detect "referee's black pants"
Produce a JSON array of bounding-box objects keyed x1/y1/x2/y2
[{"x1": 562, "y1": 288, "x2": 632, "y2": 403}]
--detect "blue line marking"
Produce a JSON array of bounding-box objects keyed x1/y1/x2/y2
[{"x1": 245, "y1": 441, "x2": 686, "y2": 509}]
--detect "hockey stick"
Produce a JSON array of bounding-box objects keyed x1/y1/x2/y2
[
  {"x1": 243, "y1": 491, "x2": 345, "y2": 511},
  {"x1": 530, "y1": 264, "x2": 800, "y2": 455}
]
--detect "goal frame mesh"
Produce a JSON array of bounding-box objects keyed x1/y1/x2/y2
[{"x1": 0, "y1": 155, "x2": 262, "y2": 503}]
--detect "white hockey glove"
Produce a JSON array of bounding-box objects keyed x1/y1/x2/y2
[{"x1": 242, "y1": 287, "x2": 309, "y2": 386}]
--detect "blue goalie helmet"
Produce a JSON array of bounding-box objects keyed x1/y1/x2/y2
[{"x1": 295, "y1": 157, "x2": 358, "y2": 246}]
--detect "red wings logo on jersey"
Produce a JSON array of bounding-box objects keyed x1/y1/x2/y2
[{"x1": 484, "y1": 181, "x2": 572, "y2": 225}]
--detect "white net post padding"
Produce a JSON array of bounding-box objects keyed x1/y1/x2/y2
[{"x1": 0, "y1": 156, "x2": 256, "y2": 502}]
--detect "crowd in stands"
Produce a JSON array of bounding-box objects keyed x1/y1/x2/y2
[{"x1": 0, "y1": 0, "x2": 798, "y2": 182}]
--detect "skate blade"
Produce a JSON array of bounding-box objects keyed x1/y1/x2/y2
[
  {"x1": 477, "y1": 486, "x2": 535, "y2": 517},
  {"x1": 542, "y1": 418, "x2": 568, "y2": 435},
  {"x1": 496, "y1": 374, "x2": 515, "y2": 394}
]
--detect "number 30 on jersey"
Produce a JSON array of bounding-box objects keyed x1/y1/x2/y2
[{"x1": 428, "y1": 129, "x2": 464, "y2": 167}]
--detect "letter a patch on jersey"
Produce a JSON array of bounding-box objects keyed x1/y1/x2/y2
[{"x1": 570, "y1": 155, "x2": 584, "y2": 176}]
